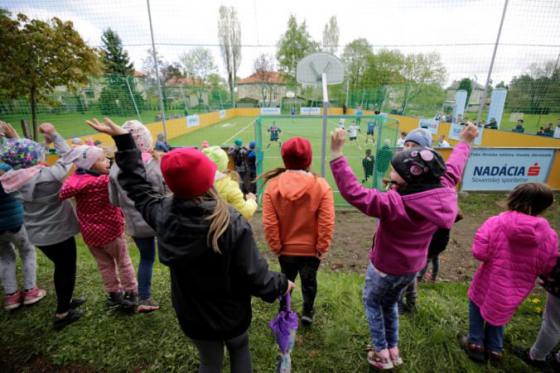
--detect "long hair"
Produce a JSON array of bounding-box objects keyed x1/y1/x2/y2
[
  {"x1": 204, "y1": 188, "x2": 231, "y2": 254},
  {"x1": 260, "y1": 167, "x2": 287, "y2": 186}
]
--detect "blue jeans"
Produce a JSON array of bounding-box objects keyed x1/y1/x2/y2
[
  {"x1": 468, "y1": 300, "x2": 504, "y2": 353},
  {"x1": 363, "y1": 263, "x2": 416, "y2": 351},
  {"x1": 133, "y1": 237, "x2": 157, "y2": 300}
]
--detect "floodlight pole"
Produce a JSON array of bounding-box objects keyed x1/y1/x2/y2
[
  {"x1": 146, "y1": 0, "x2": 168, "y2": 140},
  {"x1": 476, "y1": 0, "x2": 508, "y2": 125},
  {"x1": 321, "y1": 72, "x2": 329, "y2": 177}
]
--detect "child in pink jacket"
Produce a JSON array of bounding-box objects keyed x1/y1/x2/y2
[
  {"x1": 60, "y1": 145, "x2": 138, "y2": 310},
  {"x1": 330, "y1": 124, "x2": 477, "y2": 370},
  {"x1": 460, "y1": 182, "x2": 558, "y2": 363}
]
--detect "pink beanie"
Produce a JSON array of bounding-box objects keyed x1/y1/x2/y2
[
  {"x1": 122, "y1": 120, "x2": 153, "y2": 153},
  {"x1": 67, "y1": 145, "x2": 105, "y2": 170}
]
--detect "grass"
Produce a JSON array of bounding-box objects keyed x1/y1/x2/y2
[
  {"x1": 0, "y1": 234, "x2": 550, "y2": 372},
  {"x1": 170, "y1": 115, "x2": 396, "y2": 206}
]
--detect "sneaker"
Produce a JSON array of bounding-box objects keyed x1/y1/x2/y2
[
  {"x1": 487, "y1": 350, "x2": 504, "y2": 363},
  {"x1": 4, "y1": 291, "x2": 22, "y2": 311},
  {"x1": 389, "y1": 347, "x2": 404, "y2": 367},
  {"x1": 512, "y1": 347, "x2": 548, "y2": 369},
  {"x1": 301, "y1": 310, "x2": 313, "y2": 326},
  {"x1": 121, "y1": 291, "x2": 138, "y2": 311},
  {"x1": 367, "y1": 348, "x2": 394, "y2": 370},
  {"x1": 137, "y1": 298, "x2": 160, "y2": 313},
  {"x1": 22, "y1": 287, "x2": 47, "y2": 306},
  {"x1": 458, "y1": 335, "x2": 485, "y2": 363},
  {"x1": 69, "y1": 297, "x2": 86, "y2": 309},
  {"x1": 107, "y1": 292, "x2": 124, "y2": 308},
  {"x1": 53, "y1": 308, "x2": 83, "y2": 331}
]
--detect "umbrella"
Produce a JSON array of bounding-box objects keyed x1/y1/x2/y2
[{"x1": 269, "y1": 293, "x2": 298, "y2": 373}]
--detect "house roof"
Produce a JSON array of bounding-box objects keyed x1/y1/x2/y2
[
  {"x1": 166, "y1": 76, "x2": 205, "y2": 86},
  {"x1": 238, "y1": 71, "x2": 286, "y2": 85}
]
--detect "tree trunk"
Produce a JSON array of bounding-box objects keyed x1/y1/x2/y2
[
  {"x1": 401, "y1": 84, "x2": 410, "y2": 114},
  {"x1": 30, "y1": 85, "x2": 38, "y2": 140}
]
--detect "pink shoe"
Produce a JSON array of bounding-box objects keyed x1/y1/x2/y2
[
  {"x1": 389, "y1": 347, "x2": 404, "y2": 367},
  {"x1": 367, "y1": 348, "x2": 394, "y2": 370},
  {"x1": 4, "y1": 291, "x2": 22, "y2": 311},
  {"x1": 23, "y1": 287, "x2": 47, "y2": 306}
]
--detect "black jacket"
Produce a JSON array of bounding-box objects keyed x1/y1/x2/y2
[{"x1": 114, "y1": 134, "x2": 288, "y2": 340}]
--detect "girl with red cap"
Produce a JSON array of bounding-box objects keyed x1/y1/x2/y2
[
  {"x1": 261, "y1": 137, "x2": 335, "y2": 326},
  {"x1": 86, "y1": 117, "x2": 293, "y2": 373}
]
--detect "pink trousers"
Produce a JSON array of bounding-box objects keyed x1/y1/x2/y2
[{"x1": 88, "y1": 236, "x2": 137, "y2": 293}]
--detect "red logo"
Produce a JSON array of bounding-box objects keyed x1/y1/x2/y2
[{"x1": 528, "y1": 163, "x2": 540, "y2": 176}]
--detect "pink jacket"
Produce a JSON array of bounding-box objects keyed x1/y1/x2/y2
[
  {"x1": 468, "y1": 211, "x2": 558, "y2": 326},
  {"x1": 59, "y1": 171, "x2": 124, "y2": 247},
  {"x1": 330, "y1": 142, "x2": 471, "y2": 275}
]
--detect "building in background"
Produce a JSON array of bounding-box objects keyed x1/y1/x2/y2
[{"x1": 237, "y1": 71, "x2": 287, "y2": 107}]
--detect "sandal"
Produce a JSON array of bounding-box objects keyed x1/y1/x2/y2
[
  {"x1": 389, "y1": 347, "x2": 403, "y2": 367},
  {"x1": 366, "y1": 348, "x2": 394, "y2": 370},
  {"x1": 137, "y1": 298, "x2": 160, "y2": 313}
]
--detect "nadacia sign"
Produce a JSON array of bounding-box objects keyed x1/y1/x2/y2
[{"x1": 462, "y1": 148, "x2": 555, "y2": 191}]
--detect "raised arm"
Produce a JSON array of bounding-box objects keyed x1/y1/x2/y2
[
  {"x1": 441, "y1": 123, "x2": 478, "y2": 188},
  {"x1": 39, "y1": 123, "x2": 74, "y2": 181},
  {"x1": 86, "y1": 118, "x2": 164, "y2": 229}
]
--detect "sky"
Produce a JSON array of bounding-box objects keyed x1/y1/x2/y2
[{"x1": 2, "y1": 0, "x2": 560, "y2": 86}]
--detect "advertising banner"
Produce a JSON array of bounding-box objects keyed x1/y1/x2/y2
[
  {"x1": 554, "y1": 125, "x2": 560, "y2": 139},
  {"x1": 260, "y1": 107, "x2": 281, "y2": 115},
  {"x1": 186, "y1": 115, "x2": 200, "y2": 128},
  {"x1": 419, "y1": 118, "x2": 440, "y2": 135},
  {"x1": 219, "y1": 110, "x2": 226, "y2": 119},
  {"x1": 486, "y1": 88, "x2": 507, "y2": 128},
  {"x1": 453, "y1": 90, "x2": 468, "y2": 120},
  {"x1": 461, "y1": 148, "x2": 555, "y2": 191},
  {"x1": 300, "y1": 107, "x2": 322, "y2": 115}
]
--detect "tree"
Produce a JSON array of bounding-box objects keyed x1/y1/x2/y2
[
  {"x1": 276, "y1": 15, "x2": 319, "y2": 84},
  {"x1": 457, "y1": 78, "x2": 473, "y2": 105},
  {"x1": 322, "y1": 16, "x2": 339, "y2": 55},
  {"x1": 507, "y1": 60, "x2": 560, "y2": 114},
  {"x1": 161, "y1": 63, "x2": 184, "y2": 82},
  {"x1": 362, "y1": 49, "x2": 405, "y2": 109},
  {"x1": 342, "y1": 39, "x2": 373, "y2": 93},
  {"x1": 0, "y1": 11, "x2": 99, "y2": 139},
  {"x1": 99, "y1": 28, "x2": 143, "y2": 116},
  {"x1": 180, "y1": 48, "x2": 217, "y2": 105},
  {"x1": 398, "y1": 52, "x2": 447, "y2": 114},
  {"x1": 142, "y1": 49, "x2": 171, "y2": 109},
  {"x1": 253, "y1": 54, "x2": 276, "y2": 106},
  {"x1": 207, "y1": 73, "x2": 229, "y2": 108},
  {"x1": 217, "y1": 6, "x2": 241, "y2": 107}
]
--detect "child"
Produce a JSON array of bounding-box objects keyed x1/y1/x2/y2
[
  {"x1": 338, "y1": 118, "x2": 345, "y2": 130},
  {"x1": 366, "y1": 120, "x2": 376, "y2": 144},
  {"x1": 1, "y1": 122, "x2": 84, "y2": 330},
  {"x1": 262, "y1": 137, "x2": 335, "y2": 326},
  {"x1": 0, "y1": 162, "x2": 43, "y2": 311},
  {"x1": 330, "y1": 123, "x2": 477, "y2": 369},
  {"x1": 514, "y1": 256, "x2": 560, "y2": 370},
  {"x1": 60, "y1": 144, "x2": 138, "y2": 310},
  {"x1": 228, "y1": 139, "x2": 249, "y2": 194},
  {"x1": 459, "y1": 183, "x2": 558, "y2": 363},
  {"x1": 247, "y1": 141, "x2": 257, "y2": 195},
  {"x1": 86, "y1": 117, "x2": 293, "y2": 373},
  {"x1": 267, "y1": 122, "x2": 282, "y2": 148},
  {"x1": 362, "y1": 149, "x2": 375, "y2": 184},
  {"x1": 203, "y1": 146, "x2": 258, "y2": 220},
  {"x1": 348, "y1": 121, "x2": 359, "y2": 142},
  {"x1": 109, "y1": 120, "x2": 165, "y2": 313}
]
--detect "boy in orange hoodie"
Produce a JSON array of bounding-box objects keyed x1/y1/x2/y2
[{"x1": 262, "y1": 137, "x2": 335, "y2": 325}]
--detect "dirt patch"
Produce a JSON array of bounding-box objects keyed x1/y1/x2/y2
[{"x1": 250, "y1": 193, "x2": 560, "y2": 282}]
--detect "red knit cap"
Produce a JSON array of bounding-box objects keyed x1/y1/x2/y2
[
  {"x1": 281, "y1": 137, "x2": 312, "y2": 170},
  {"x1": 160, "y1": 148, "x2": 217, "y2": 199}
]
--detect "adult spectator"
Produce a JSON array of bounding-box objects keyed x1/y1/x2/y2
[
  {"x1": 396, "y1": 132, "x2": 407, "y2": 147},
  {"x1": 437, "y1": 135, "x2": 451, "y2": 148},
  {"x1": 484, "y1": 118, "x2": 498, "y2": 129},
  {"x1": 512, "y1": 120, "x2": 525, "y2": 133},
  {"x1": 543, "y1": 123, "x2": 554, "y2": 137},
  {"x1": 536, "y1": 127, "x2": 546, "y2": 136},
  {"x1": 155, "y1": 133, "x2": 171, "y2": 153}
]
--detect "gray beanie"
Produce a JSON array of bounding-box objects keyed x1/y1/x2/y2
[{"x1": 404, "y1": 128, "x2": 433, "y2": 147}]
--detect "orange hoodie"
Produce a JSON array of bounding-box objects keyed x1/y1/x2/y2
[{"x1": 262, "y1": 170, "x2": 335, "y2": 257}]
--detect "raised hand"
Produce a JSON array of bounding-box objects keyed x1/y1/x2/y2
[
  {"x1": 39, "y1": 122, "x2": 56, "y2": 144},
  {"x1": 331, "y1": 128, "x2": 346, "y2": 157},
  {"x1": 460, "y1": 122, "x2": 479, "y2": 144},
  {"x1": 85, "y1": 117, "x2": 127, "y2": 136},
  {"x1": 0, "y1": 120, "x2": 18, "y2": 139},
  {"x1": 246, "y1": 193, "x2": 257, "y2": 201}
]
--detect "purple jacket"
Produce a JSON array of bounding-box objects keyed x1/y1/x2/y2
[
  {"x1": 330, "y1": 142, "x2": 471, "y2": 275},
  {"x1": 468, "y1": 211, "x2": 558, "y2": 326}
]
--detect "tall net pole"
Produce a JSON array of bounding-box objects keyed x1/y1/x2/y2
[
  {"x1": 476, "y1": 0, "x2": 509, "y2": 125},
  {"x1": 146, "y1": 0, "x2": 168, "y2": 140}
]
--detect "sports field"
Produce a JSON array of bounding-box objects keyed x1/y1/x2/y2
[{"x1": 169, "y1": 115, "x2": 399, "y2": 205}]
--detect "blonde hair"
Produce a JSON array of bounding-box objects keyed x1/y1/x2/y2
[
  {"x1": 205, "y1": 188, "x2": 231, "y2": 254},
  {"x1": 261, "y1": 167, "x2": 287, "y2": 186}
]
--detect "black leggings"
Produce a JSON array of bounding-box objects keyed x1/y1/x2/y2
[
  {"x1": 38, "y1": 236, "x2": 77, "y2": 314},
  {"x1": 279, "y1": 256, "x2": 321, "y2": 314},
  {"x1": 191, "y1": 332, "x2": 252, "y2": 373}
]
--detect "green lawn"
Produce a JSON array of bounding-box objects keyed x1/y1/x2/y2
[
  {"x1": 170, "y1": 115, "x2": 398, "y2": 206},
  {"x1": 0, "y1": 235, "x2": 548, "y2": 372}
]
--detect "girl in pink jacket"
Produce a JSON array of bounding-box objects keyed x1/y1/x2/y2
[
  {"x1": 60, "y1": 145, "x2": 138, "y2": 310},
  {"x1": 460, "y1": 182, "x2": 558, "y2": 363},
  {"x1": 330, "y1": 124, "x2": 477, "y2": 370}
]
